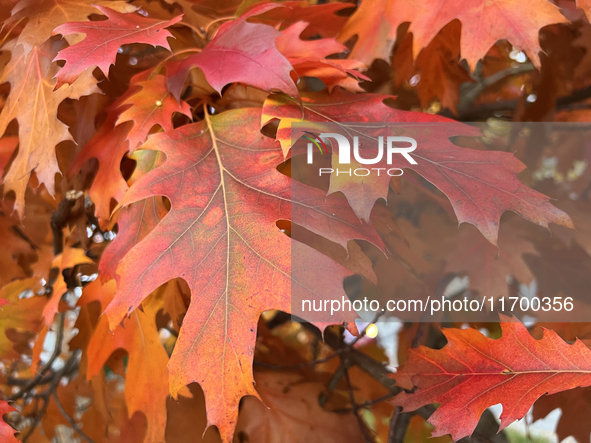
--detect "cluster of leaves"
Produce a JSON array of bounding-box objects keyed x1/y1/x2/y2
[{"x1": 0, "y1": 0, "x2": 591, "y2": 442}]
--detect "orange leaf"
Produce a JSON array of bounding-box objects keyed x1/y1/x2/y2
[
  {"x1": 0, "y1": 41, "x2": 99, "y2": 216},
  {"x1": 339, "y1": 0, "x2": 567, "y2": 69},
  {"x1": 4, "y1": 0, "x2": 136, "y2": 57},
  {"x1": 0, "y1": 278, "x2": 45, "y2": 360},
  {"x1": 42, "y1": 247, "x2": 94, "y2": 325},
  {"x1": 86, "y1": 280, "x2": 169, "y2": 443},
  {"x1": 235, "y1": 372, "x2": 365, "y2": 442}
]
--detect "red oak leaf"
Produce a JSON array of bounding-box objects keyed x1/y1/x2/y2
[
  {"x1": 52, "y1": 5, "x2": 182, "y2": 87},
  {"x1": 262, "y1": 89, "x2": 573, "y2": 245},
  {"x1": 0, "y1": 137, "x2": 18, "y2": 174},
  {"x1": 166, "y1": 4, "x2": 298, "y2": 100},
  {"x1": 393, "y1": 22, "x2": 474, "y2": 113},
  {"x1": 251, "y1": 1, "x2": 350, "y2": 38},
  {"x1": 577, "y1": 0, "x2": 591, "y2": 20},
  {"x1": 99, "y1": 150, "x2": 167, "y2": 281},
  {"x1": 69, "y1": 72, "x2": 189, "y2": 224},
  {"x1": 393, "y1": 317, "x2": 591, "y2": 441},
  {"x1": 104, "y1": 107, "x2": 382, "y2": 441},
  {"x1": 69, "y1": 113, "x2": 131, "y2": 225},
  {"x1": 275, "y1": 21, "x2": 369, "y2": 92},
  {"x1": 114, "y1": 73, "x2": 192, "y2": 151}
]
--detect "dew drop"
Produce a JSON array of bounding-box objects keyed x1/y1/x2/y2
[
  {"x1": 129, "y1": 57, "x2": 138, "y2": 66},
  {"x1": 156, "y1": 100, "x2": 163, "y2": 107}
]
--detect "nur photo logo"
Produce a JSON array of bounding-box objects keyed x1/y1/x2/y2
[{"x1": 304, "y1": 132, "x2": 418, "y2": 177}]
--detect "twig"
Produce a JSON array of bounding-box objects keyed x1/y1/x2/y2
[
  {"x1": 388, "y1": 407, "x2": 411, "y2": 443},
  {"x1": 254, "y1": 349, "x2": 344, "y2": 371},
  {"x1": 455, "y1": 63, "x2": 535, "y2": 115},
  {"x1": 20, "y1": 395, "x2": 49, "y2": 443},
  {"x1": 385, "y1": 319, "x2": 431, "y2": 442},
  {"x1": 9, "y1": 312, "x2": 66, "y2": 401},
  {"x1": 448, "y1": 83, "x2": 591, "y2": 121},
  {"x1": 50, "y1": 190, "x2": 84, "y2": 255},
  {"x1": 330, "y1": 390, "x2": 400, "y2": 413},
  {"x1": 347, "y1": 348, "x2": 397, "y2": 390},
  {"x1": 11, "y1": 225, "x2": 39, "y2": 250},
  {"x1": 20, "y1": 351, "x2": 80, "y2": 442},
  {"x1": 319, "y1": 362, "x2": 347, "y2": 407},
  {"x1": 52, "y1": 390, "x2": 96, "y2": 443},
  {"x1": 344, "y1": 366, "x2": 376, "y2": 443}
]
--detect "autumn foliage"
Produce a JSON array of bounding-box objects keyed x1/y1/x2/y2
[{"x1": 1, "y1": 0, "x2": 591, "y2": 442}]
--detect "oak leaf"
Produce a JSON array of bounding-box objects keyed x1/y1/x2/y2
[
  {"x1": 0, "y1": 41, "x2": 99, "y2": 216},
  {"x1": 85, "y1": 280, "x2": 169, "y2": 443},
  {"x1": 0, "y1": 136, "x2": 18, "y2": 175},
  {"x1": 52, "y1": 5, "x2": 182, "y2": 88},
  {"x1": 0, "y1": 209, "x2": 36, "y2": 286},
  {"x1": 163, "y1": 0, "x2": 241, "y2": 33},
  {"x1": 104, "y1": 107, "x2": 382, "y2": 441},
  {"x1": 445, "y1": 218, "x2": 536, "y2": 300},
  {"x1": 114, "y1": 73, "x2": 192, "y2": 151},
  {"x1": 69, "y1": 113, "x2": 131, "y2": 224},
  {"x1": 165, "y1": 384, "x2": 220, "y2": 443},
  {"x1": 165, "y1": 4, "x2": 298, "y2": 100},
  {"x1": 338, "y1": 0, "x2": 568, "y2": 69},
  {"x1": 69, "y1": 73, "x2": 189, "y2": 224},
  {"x1": 393, "y1": 22, "x2": 474, "y2": 113},
  {"x1": 234, "y1": 371, "x2": 365, "y2": 442},
  {"x1": 262, "y1": 89, "x2": 573, "y2": 245},
  {"x1": 0, "y1": 278, "x2": 45, "y2": 360},
  {"x1": 524, "y1": 238, "x2": 591, "y2": 303},
  {"x1": 393, "y1": 317, "x2": 591, "y2": 440},
  {"x1": 533, "y1": 387, "x2": 591, "y2": 443},
  {"x1": 577, "y1": 0, "x2": 591, "y2": 20},
  {"x1": 251, "y1": 1, "x2": 350, "y2": 39},
  {"x1": 99, "y1": 150, "x2": 168, "y2": 280},
  {"x1": 275, "y1": 21, "x2": 369, "y2": 92},
  {"x1": 4, "y1": 0, "x2": 136, "y2": 57}
]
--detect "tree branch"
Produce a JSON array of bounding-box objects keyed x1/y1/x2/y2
[{"x1": 52, "y1": 390, "x2": 96, "y2": 443}]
